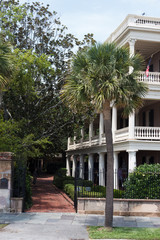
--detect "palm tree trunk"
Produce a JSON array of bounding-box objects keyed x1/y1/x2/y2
[{"x1": 103, "y1": 100, "x2": 114, "y2": 228}]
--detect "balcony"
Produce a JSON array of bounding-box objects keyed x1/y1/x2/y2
[
  {"x1": 107, "y1": 14, "x2": 160, "y2": 44},
  {"x1": 139, "y1": 71, "x2": 160, "y2": 84},
  {"x1": 68, "y1": 126, "x2": 160, "y2": 150}
]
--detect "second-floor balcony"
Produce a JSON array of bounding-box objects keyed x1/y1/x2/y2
[{"x1": 68, "y1": 126, "x2": 160, "y2": 150}]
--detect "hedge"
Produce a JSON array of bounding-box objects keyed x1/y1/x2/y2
[
  {"x1": 123, "y1": 164, "x2": 160, "y2": 199},
  {"x1": 53, "y1": 168, "x2": 123, "y2": 200}
]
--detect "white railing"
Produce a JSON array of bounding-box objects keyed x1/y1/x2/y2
[
  {"x1": 139, "y1": 71, "x2": 160, "y2": 84},
  {"x1": 135, "y1": 127, "x2": 160, "y2": 140},
  {"x1": 68, "y1": 126, "x2": 160, "y2": 150},
  {"x1": 135, "y1": 18, "x2": 160, "y2": 26},
  {"x1": 115, "y1": 127, "x2": 129, "y2": 142},
  {"x1": 91, "y1": 136, "x2": 99, "y2": 146},
  {"x1": 107, "y1": 15, "x2": 160, "y2": 43}
]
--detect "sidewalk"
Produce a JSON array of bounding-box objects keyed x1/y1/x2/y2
[
  {"x1": 26, "y1": 175, "x2": 75, "y2": 213},
  {"x1": 0, "y1": 213, "x2": 160, "y2": 240}
]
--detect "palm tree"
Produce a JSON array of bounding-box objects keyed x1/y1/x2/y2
[
  {"x1": 61, "y1": 43, "x2": 148, "y2": 227},
  {"x1": 0, "y1": 39, "x2": 12, "y2": 106}
]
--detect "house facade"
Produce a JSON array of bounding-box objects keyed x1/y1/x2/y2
[{"x1": 66, "y1": 14, "x2": 160, "y2": 189}]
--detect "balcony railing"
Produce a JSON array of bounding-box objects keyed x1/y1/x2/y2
[
  {"x1": 139, "y1": 71, "x2": 160, "y2": 84},
  {"x1": 135, "y1": 127, "x2": 160, "y2": 140},
  {"x1": 68, "y1": 126, "x2": 160, "y2": 150},
  {"x1": 115, "y1": 127, "x2": 129, "y2": 142},
  {"x1": 107, "y1": 15, "x2": 160, "y2": 43}
]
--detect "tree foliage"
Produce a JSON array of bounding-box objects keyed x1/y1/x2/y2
[
  {"x1": 123, "y1": 164, "x2": 160, "y2": 199},
  {"x1": 0, "y1": 0, "x2": 96, "y2": 158}
]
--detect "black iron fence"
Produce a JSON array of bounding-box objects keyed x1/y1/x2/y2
[{"x1": 75, "y1": 169, "x2": 160, "y2": 200}]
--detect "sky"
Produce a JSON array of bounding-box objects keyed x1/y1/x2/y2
[{"x1": 19, "y1": 0, "x2": 160, "y2": 43}]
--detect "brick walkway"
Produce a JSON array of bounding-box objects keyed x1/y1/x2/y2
[{"x1": 26, "y1": 175, "x2": 75, "y2": 213}]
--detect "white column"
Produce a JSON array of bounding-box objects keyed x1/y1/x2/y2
[
  {"x1": 112, "y1": 105, "x2": 117, "y2": 142},
  {"x1": 88, "y1": 153, "x2": 94, "y2": 181},
  {"x1": 114, "y1": 152, "x2": 119, "y2": 189},
  {"x1": 128, "y1": 150, "x2": 137, "y2": 173},
  {"x1": 99, "y1": 113, "x2": 104, "y2": 145},
  {"x1": 89, "y1": 122, "x2": 93, "y2": 146},
  {"x1": 79, "y1": 154, "x2": 84, "y2": 179},
  {"x1": 67, "y1": 137, "x2": 71, "y2": 150},
  {"x1": 129, "y1": 39, "x2": 136, "y2": 74},
  {"x1": 99, "y1": 152, "x2": 105, "y2": 186},
  {"x1": 66, "y1": 155, "x2": 71, "y2": 176},
  {"x1": 72, "y1": 155, "x2": 76, "y2": 177},
  {"x1": 129, "y1": 111, "x2": 135, "y2": 139},
  {"x1": 81, "y1": 128, "x2": 84, "y2": 144}
]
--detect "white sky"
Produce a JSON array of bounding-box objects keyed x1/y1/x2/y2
[{"x1": 19, "y1": 0, "x2": 160, "y2": 43}]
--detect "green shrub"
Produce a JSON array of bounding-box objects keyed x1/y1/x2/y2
[
  {"x1": 114, "y1": 189, "x2": 123, "y2": 198},
  {"x1": 63, "y1": 178, "x2": 74, "y2": 187},
  {"x1": 64, "y1": 184, "x2": 74, "y2": 200},
  {"x1": 57, "y1": 168, "x2": 67, "y2": 177},
  {"x1": 53, "y1": 168, "x2": 73, "y2": 189},
  {"x1": 123, "y1": 164, "x2": 160, "y2": 199}
]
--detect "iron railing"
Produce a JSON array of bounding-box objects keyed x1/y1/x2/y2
[{"x1": 75, "y1": 170, "x2": 160, "y2": 200}]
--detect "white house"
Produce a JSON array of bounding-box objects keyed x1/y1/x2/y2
[{"x1": 66, "y1": 14, "x2": 160, "y2": 189}]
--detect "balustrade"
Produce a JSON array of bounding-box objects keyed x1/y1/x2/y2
[
  {"x1": 139, "y1": 71, "x2": 160, "y2": 84},
  {"x1": 135, "y1": 127, "x2": 160, "y2": 140}
]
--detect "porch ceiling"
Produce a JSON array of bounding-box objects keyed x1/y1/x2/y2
[{"x1": 135, "y1": 40, "x2": 160, "y2": 60}]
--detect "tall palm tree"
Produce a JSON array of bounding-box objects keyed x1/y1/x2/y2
[{"x1": 61, "y1": 43, "x2": 148, "y2": 227}]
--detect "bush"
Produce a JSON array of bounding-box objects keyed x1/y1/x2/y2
[
  {"x1": 77, "y1": 179, "x2": 93, "y2": 187},
  {"x1": 64, "y1": 184, "x2": 74, "y2": 200},
  {"x1": 123, "y1": 164, "x2": 160, "y2": 199},
  {"x1": 114, "y1": 189, "x2": 123, "y2": 198},
  {"x1": 57, "y1": 168, "x2": 67, "y2": 177},
  {"x1": 13, "y1": 163, "x2": 32, "y2": 210},
  {"x1": 53, "y1": 168, "x2": 73, "y2": 189},
  {"x1": 53, "y1": 168, "x2": 124, "y2": 200}
]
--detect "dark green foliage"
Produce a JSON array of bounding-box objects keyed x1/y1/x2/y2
[
  {"x1": 123, "y1": 164, "x2": 160, "y2": 199},
  {"x1": 53, "y1": 168, "x2": 74, "y2": 189},
  {"x1": 57, "y1": 168, "x2": 67, "y2": 177},
  {"x1": 77, "y1": 179, "x2": 93, "y2": 187},
  {"x1": 114, "y1": 189, "x2": 123, "y2": 198},
  {"x1": 24, "y1": 169, "x2": 32, "y2": 209},
  {"x1": 12, "y1": 154, "x2": 32, "y2": 210},
  {"x1": 63, "y1": 179, "x2": 74, "y2": 186},
  {"x1": 64, "y1": 184, "x2": 74, "y2": 200},
  {"x1": 1, "y1": 0, "x2": 96, "y2": 162}
]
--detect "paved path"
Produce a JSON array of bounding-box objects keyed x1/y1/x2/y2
[
  {"x1": 26, "y1": 175, "x2": 75, "y2": 213},
  {"x1": 0, "y1": 213, "x2": 160, "y2": 240}
]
